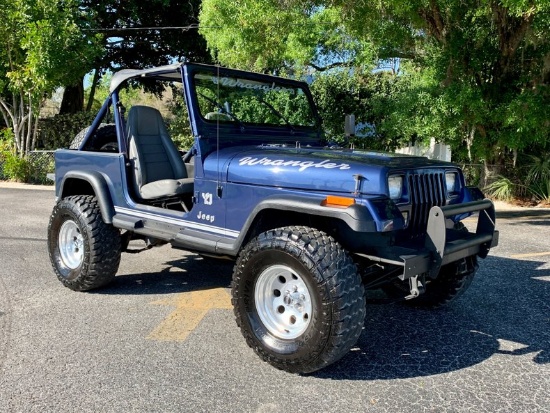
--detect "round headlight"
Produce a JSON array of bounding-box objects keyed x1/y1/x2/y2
[{"x1": 388, "y1": 175, "x2": 403, "y2": 200}]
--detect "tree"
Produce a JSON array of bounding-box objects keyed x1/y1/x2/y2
[
  {"x1": 59, "y1": 0, "x2": 212, "y2": 114},
  {"x1": 199, "y1": 0, "x2": 550, "y2": 168},
  {"x1": 0, "y1": 0, "x2": 101, "y2": 155},
  {"x1": 311, "y1": 68, "x2": 399, "y2": 149},
  {"x1": 350, "y1": 0, "x2": 550, "y2": 168},
  {"x1": 199, "y1": 0, "x2": 374, "y2": 72}
]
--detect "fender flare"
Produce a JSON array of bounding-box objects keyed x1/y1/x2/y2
[
  {"x1": 58, "y1": 170, "x2": 115, "y2": 224},
  {"x1": 249, "y1": 195, "x2": 378, "y2": 231},
  {"x1": 222, "y1": 194, "x2": 381, "y2": 255}
]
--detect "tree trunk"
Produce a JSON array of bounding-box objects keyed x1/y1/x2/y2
[
  {"x1": 60, "y1": 80, "x2": 84, "y2": 114},
  {"x1": 86, "y1": 69, "x2": 101, "y2": 112}
]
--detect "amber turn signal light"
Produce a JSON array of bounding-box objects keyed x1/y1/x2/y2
[{"x1": 321, "y1": 196, "x2": 355, "y2": 208}]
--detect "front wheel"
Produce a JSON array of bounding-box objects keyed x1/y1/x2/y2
[
  {"x1": 405, "y1": 256, "x2": 478, "y2": 308},
  {"x1": 232, "y1": 226, "x2": 366, "y2": 373},
  {"x1": 47, "y1": 195, "x2": 121, "y2": 291}
]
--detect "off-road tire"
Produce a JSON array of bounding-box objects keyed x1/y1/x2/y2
[
  {"x1": 385, "y1": 256, "x2": 478, "y2": 309},
  {"x1": 47, "y1": 195, "x2": 121, "y2": 291},
  {"x1": 232, "y1": 226, "x2": 366, "y2": 374},
  {"x1": 69, "y1": 123, "x2": 118, "y2": 152}
]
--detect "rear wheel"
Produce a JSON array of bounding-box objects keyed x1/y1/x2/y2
[
  {"x1": 232, "y1": 226, "x2": 366, "y2": 373},
  {"x1": 47, "y1": 195, "x2": 121, "y2": 291}
]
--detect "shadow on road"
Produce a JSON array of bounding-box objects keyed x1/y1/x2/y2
[
  {"x1": 95, "y1": 253, "x2": 549, "y2": 381},
  {"x1": 496, "y1": 209, "x2": 550, "y2": 220},
  {"x1": 96, "y1": 254, "x2": 234, "y2": 296},
  {"x1": 316, "y1": 255, "x2": 549, "y2": 380}
]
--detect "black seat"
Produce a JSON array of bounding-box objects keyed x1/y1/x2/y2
[{"x1": 127, "y1": 105, "x2": 194, "y2": 201}]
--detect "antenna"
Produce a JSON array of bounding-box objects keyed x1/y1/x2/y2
[{"x1": 216, "y1": 65, "x2": 222, "y2": 198}]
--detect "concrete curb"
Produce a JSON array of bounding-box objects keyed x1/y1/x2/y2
[{"x1": 0, "y1": 181, "x2": 54, "y2": 191}]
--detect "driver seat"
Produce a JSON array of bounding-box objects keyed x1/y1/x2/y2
[{"x1": 127, "y1": 105, "x2": 194, "y2": 201}]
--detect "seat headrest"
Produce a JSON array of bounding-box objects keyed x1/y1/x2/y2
[{"x1": 127, "y1": 105, "x2": 166, "y2": 136}]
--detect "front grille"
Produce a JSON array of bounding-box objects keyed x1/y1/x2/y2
[{"x1": 407, "y1": 172, "x2": 446, "y2": 235}]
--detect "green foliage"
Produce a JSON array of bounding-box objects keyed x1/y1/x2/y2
[
  {"x1": 39, "y1": 112, "x2": 97, "y2": 149},
  {"x1": 83, "y1": 0, "x2": 210, "y2": 69},
  {"x1": 528, "y1": 180, "x2": 550, "y2": 203},
  {"x1": 524, "y1": 152, "x2": 550, "y2": 203},
  {"x1": 2, "y1": 155, "x2": 30, "y2": 182},
  {"x1": 375, "y1": 63, "x2": 455, "y2": 144},
  {"x1": 84, "y1": 77, "x2": 195, "y2": 150},
  {"x1": 85, "y1": 72, "x2": 166, "y2": 113},
  {"x1": 525, "y1": 153, "x2": 550, "y2": 185},
  {"x1": 78, "y1": 0, "x2": 211, "y2": 112},
  {"x1": 485, "y1": 176, "x2": 515, "y2": 201},
  {"x1": 199, "y1": 0, "x2": 550, "y2": 170},
  {"x1": 199, "y1": 0, "x2": 372, "y2": 71},
  {"x1": 193, "y1": 72, "x2": 316, "y2": 128},
  {"x1": 1, "y1": 130, "x2": 54, "y2": 182},
  {"x1": 0, "y1": 0, "x2": 101, "y2": 98},
  {"x1": 310, "y1": 69, "x2": 399, "y2": 149},
  {"x1": 0, "y1": 128, "x2": 13, "y2": 142},
  {"x1": 165, "y1": 91, "x2": 194, "y2": 150},
  {"x1": 484, "y1": 152, "x2": 550, "y2": 203},
  {"x1": 27, "y1": 152, "x2": 55, "y2": 184},
  {"x1": 0, "y1": 139, "x2": 30, "y2": 182},
  {"x1": 0, "y1": 0, "x2": 102, "y2": 155},
  {"x1": 351, "y1": 0, "x2": 550, "y2": 165}
]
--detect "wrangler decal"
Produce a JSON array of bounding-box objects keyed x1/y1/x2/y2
[{"x1": 238, "y1": 156, "x2": 351, "y2": 172}]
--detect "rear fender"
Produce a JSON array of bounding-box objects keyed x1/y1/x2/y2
[{"x1": 58, "y1": 170, "x2": 115, "y2": 224}]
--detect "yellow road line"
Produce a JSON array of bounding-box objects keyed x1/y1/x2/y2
[
  {"x1": 510, "y1": 251, "x2": 550, "y2": 259},
  {"x1": 147, "y1": 288, "x2": 232, "y2": 342}
]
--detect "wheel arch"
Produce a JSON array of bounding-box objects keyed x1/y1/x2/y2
[
  {"x1": 231, "y1": 195, "x2": 378, "y2": 254},
  {"x1": 58, "y1": 171, "x2": 115, "y2": 224}
]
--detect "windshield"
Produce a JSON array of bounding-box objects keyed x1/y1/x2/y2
[{"x1": 193, "y1": 72, "x2": 317, "y2": 128}]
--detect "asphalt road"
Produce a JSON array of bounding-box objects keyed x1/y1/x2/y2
[{"x1": 0, "y1": 185, "x2": 548, "y2": 413}]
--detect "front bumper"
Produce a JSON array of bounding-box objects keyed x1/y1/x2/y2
[{"x1": 357, "y1": 199, "x2": 499, "y2": 280}]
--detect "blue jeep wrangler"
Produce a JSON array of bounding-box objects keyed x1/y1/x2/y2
[{"x1": 47, "y1": 63, "x2": 498, "y2": 373}]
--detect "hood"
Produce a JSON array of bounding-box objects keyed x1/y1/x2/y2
[{"x1": 203, "y1": 146, "x2": 455, "y2": 196}]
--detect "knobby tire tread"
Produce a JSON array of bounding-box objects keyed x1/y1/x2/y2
[
  {"x1": 232, "y1": 225, "x2": 366, "y2": 373},
  {"x1": 48, "y1": 195, "x2": 121, "y2": 291},
  {"x1": 406, "y1": 256, "x2": 478, "y2": 309}
]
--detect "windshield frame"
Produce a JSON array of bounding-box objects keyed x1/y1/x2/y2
[{"x1": 183, "y1": 63, "x2": 323, "y2": 144}]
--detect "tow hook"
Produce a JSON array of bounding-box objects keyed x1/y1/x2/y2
[{"x1": 405, "y1": 274, "x2": 425, "y2": 300}]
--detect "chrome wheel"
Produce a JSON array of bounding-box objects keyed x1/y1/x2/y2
[
  {"x1": 58, "y1": 220, "x2": 84, "y2": 270},
  {"x1": 254, "y1": 265, "x2": 312, "y2": 340}
]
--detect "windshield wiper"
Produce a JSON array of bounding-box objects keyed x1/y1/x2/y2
[
  {"x1": 256, "y1": 97, "x2": 295, "y2": 134},
  {"x1": 197, "y1": 92, "x2": 245, "y2": 131}
]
